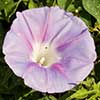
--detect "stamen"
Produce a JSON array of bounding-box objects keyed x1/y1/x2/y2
[
  {"x1": 39, "y1": 57, "x2": 46, "y2": 65},
  {"x1": 45, "y1": 46, "x2": 48, "y2": 49},
  {"x1": 31, "y1": 43, "x2": 60, "y2": 67}
]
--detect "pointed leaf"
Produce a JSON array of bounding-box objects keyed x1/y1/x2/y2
[{"x1": 83, "y1": 0, "x2": 100, "y2": 23}]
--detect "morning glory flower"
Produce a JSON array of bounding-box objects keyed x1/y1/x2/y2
[{"x1": 3, "y1": 6, "x2": 96, "y2": 93}]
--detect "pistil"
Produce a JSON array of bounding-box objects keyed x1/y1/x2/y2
[{"x1": 31, "y1": 43, "x2": 61, "y2": 67}]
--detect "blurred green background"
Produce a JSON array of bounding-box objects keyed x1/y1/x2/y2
[{"x1": 0, "y1": 0, "x2": 100, "y2": 100}]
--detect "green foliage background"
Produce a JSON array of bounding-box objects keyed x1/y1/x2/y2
[{"x1": 0, "y1": 0, "x2": 100, "y2": 100}]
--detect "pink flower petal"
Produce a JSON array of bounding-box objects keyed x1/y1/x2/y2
[
  {"x1": 3, "y1": 6, "x2": 97, "y2": 93},
  {"x1": 23, "y1": 63, "x2": 47, "y2": 92},
  {"x1": 46, "y1": 65, "x2": 74, "y2": 93},
  {"x1": 3, "y1": 30, "x2": 31, "y2": 77}
]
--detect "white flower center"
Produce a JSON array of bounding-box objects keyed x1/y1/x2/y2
[{"x1": 30, "y1": 43, "x2": 60, "y2": 67}]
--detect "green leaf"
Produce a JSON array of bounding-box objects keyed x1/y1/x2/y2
[
  {"x1": 67, "y1": 3, "x2": 75, "y2": 12},
  {"x1": 58, "y1": 0, "x2": 72, "y2": 10},
  {"x1": 49, "y1": 95, "x2": 57, "y2": 100},
  {"x1": 46, "y1": 0, "x2": 54, "y2": 6},
  {"x1": 80, "y1": 10, "x2": 92, "y2": 26},
  {"x1": 83, "y1": 0, "x2": 100, "y2": 23},
  {"x1": 5, "y1": 0, "x2": 21, "y2": 22},
  {"x1": 0, "y1": 0, "x2": 21, "y2": 22},
  {"x1": 28, "y1": 0, "x2": 38, "y2": 9},
  {"x1": 37, "y1": 95, "x2": 57, "y2": 100},
  {"x1": 0, "y1": 1, "x2": 5, "y2": 11},
  {"x1": 57, "y1": 0, "x2": 65, "y2": 8},
  {"x1": 65, "y1": 88, "x2": 96, "y2": 100},
  {"x1": 87, "y1": 95, "x2": 97, "y2": 100}
]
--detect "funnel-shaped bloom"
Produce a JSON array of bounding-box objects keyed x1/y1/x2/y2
[{"x1": 3, "y1": 6, "x2": 96, "y2": 93}]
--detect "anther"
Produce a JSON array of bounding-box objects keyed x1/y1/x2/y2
[{"x1": 39, "y1": 57, "x2": 46, "y2": 65}]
